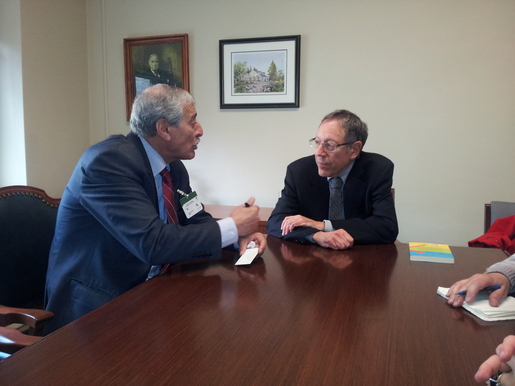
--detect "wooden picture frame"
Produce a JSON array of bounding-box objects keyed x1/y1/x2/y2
[
  {"x1": 124, "y1": 34, "x2": 189, "y2": 120},
  {"x1": 219, "y1": 35, "x2": 301, "y2": 109}
]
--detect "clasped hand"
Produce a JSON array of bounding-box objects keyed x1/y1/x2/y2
[
  {"x1": 281, "y1": 215, "x2": 323, "y2": 236},
  {"x1": 281, "y1": 215, "x2": 353, "y2": 250},
  {"x1": 312, "y1": 229, "x2": 354, "y2": 250}
]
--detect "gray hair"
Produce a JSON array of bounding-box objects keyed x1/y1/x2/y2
[
  {"x1": 130, "y1": 84, "x2": 195, "y2": 137},
  {"x1": 321, "y1": 109, "x2": 368, "y2": 147}
]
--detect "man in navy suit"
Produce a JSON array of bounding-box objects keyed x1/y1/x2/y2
[
  {"x1": 267, "y1": 109, "x2": 398, "y2": 250},
  {"x1": 45, "y1": 85, "x2": 266, "y2": 332}
]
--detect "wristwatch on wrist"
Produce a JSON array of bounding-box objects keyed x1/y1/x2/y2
[{"x1": 490, "y1": 371, "x2": 504, "y2": 386}]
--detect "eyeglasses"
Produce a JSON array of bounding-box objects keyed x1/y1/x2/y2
[{"x1": 309, "y1": 138, "x2": 356, "y2": 152}]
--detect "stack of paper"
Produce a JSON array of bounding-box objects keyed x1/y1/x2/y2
[
  {"x1": 409, "y1": 242, "x2": 454, "y2": 264},
  {"x1": 437, "y1": 287, "x2": 515, "y2": 321}
]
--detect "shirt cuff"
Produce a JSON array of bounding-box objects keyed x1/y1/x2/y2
[
  {"x1": 217, "y1": 217, "x2": 238, "y2": 248},
  {"x1": 324, "y1": 220, "x2": 334, "y2": 232},
  {"x1": 305, "y1": 234, "x2": 315, "y2": 243}
]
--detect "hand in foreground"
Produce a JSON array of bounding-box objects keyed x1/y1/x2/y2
[
  {"x1": 281, "y1": 215, "x2": 323, "y2": 236},
  {"x1": 446, "y1": 272, "x2": 510, "y2": 307},
  {"x1": 475, "y1": 335, "x2": 515, "y2": 384},
  {"x1": 238, "y1": 232, "x2": 267, "y2": 255},
  {"x1": 312, "y1": 229, "x2": 354, "y2": 250},
  {"x1": 230, "y1": 197, "x2": 260, "y2": 236}
]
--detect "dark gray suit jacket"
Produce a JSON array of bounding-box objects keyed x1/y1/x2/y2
[
  {"x1": 45, "y1": 132, "x2": 220, "y2": 332},
  {"x1": 267, "y1": 152, "x2": 398, "y2": 244}
]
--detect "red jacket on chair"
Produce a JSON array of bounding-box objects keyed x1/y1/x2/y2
[{"x1": 469, "y1": 215, "x2": 515, "y2": 255}]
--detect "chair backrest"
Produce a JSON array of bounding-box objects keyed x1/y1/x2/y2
[
  {"x1": 484, "y1": 201, "x2": 515, "y2": 233},
  {"x1": 0, "y1": 186, "x2": 60, "y2": 308}
]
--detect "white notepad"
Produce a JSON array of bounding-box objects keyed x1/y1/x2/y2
[{"x1": 437, "y1": 286, "x2": 515, "y2": 322}]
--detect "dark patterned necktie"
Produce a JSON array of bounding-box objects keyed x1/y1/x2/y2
[
  {"x1": 328, "y1": 177, "x2": 343, "y2": 220},
  {"x1": 160, "y1": 168, "x2": 178, "y2": 224}
]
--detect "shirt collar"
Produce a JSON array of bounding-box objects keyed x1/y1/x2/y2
[
  {"x1": 138, "y1": 135, "x2": 168, "y2": 177},
  {"x1": 327, "y1": 159, "x2": 355, "y2": 184}
]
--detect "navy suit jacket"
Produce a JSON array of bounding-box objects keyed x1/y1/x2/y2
[
  {"x1": 267, "y1": 152, "x2": 398, "y2": 244},
  {"x1": 45, "y1": 132, "x2": 220, "y2": 331}
]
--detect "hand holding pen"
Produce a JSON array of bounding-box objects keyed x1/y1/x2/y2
[
  {"x1": 446, "y1": 272, "x2": 510, "y2": 308},
  {"x1": 229, "y1": 197, "x2": 260, "y2": 236}
]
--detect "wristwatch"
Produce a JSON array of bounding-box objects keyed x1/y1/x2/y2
[{"x1": 490, "y1": 372, "x2": 505, "y2": 386}]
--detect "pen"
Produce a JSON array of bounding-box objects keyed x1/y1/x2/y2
[
  {"x1": 177, "y1": 189, "x2": 188, "y2": 197},
  {"x1": 457, "y1": 285, "x2": 501, "y2": 295}
]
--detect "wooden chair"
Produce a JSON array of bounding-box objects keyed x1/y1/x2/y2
[
  {"x1": 0, "y1": 186, "x2": 60, "y2": 358},
  {"x1": 484, "y1": 201, "x2": 515, "y2": 233},
  {"x1": 0, "y1": 305, "x2": 53, "y2": 355}
]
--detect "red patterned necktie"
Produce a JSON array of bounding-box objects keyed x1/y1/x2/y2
[
  {"x1": 159, "y1": 168, "x2": 178, "y2": 274},
  {"x1": 160, "y1": 168, "x2": 179, "y2": 224}
]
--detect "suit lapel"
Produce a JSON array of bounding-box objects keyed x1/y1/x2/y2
[
  {"x1": 127, "y1": 132, "x2": 159, "y2": 210},
  {"x1": 307, "y1": 158, "x2": 331, "y2": 219},
  {"x1": 343, "y1": 156, "x2": 366, "y2": 218},
  {"x1": 169, "y1": 161, "x2": 191, "y2": 223}
]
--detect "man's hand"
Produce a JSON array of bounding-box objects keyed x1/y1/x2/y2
[
  {"x1": 475, "y1": 335, "x2": 515, "y2": 384},
  {"x1": 238, "y1": 232, "x2": 267, "y2": 255},
  {"x1": 312, "y1": 229, "x2": 354, "y2": 250},
  {"x1": 230, "y1": 197, "x2": 260, "y2": 236},
  {"x1": 446, "y1": 272, "x2": 510, "y2": 307},
  {"x1": 281, "y1": 215, "x2": 324, "y2": 236}
]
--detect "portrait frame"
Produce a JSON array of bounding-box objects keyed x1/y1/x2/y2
[
  {"x1": 124, "y1": 34, "x2": 189, "y2": 120},
  {"x1": 219, "y1": 35, "x2": 300, "y2": 109}
]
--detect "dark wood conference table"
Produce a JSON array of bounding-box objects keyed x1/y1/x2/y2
[{"x1": 1, "y1": 237, "x2": 513, "y2": 385}]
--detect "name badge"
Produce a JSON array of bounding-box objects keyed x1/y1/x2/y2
[{"x1": 179, "y1": 191, "x2": 202, "y2": 219}]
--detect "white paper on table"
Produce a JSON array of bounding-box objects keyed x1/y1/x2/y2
[{"x1": 235, "y1": 248, "x2": 259, "y2": 265}]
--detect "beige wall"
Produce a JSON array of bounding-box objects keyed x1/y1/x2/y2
[
  {"x1": 3, "y1": 0, "x2": 91, "y2": 197},
  {"x1": 0, "y1": 0, "x2": 26, "y2": 185},
  {"x1": 3, "y1": 0, "x2": 515, "y2": 246}
]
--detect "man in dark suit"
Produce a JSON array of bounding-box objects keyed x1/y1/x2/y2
[
  {"x1": 139, "y1": 54, "x2": 178, "y2": 86},
  {"x1": 267, "y1": 109, "x2": 398, "y2": 250},
  {"x1": 45, "y1": 85, "x2": 266, "y2": 332}
]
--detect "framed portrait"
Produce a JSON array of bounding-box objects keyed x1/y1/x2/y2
[
  {"x1": 219, "y1": 35, "x2": 300, "y2": 109},
  {"x1": 124, "y1": 34, "x2": 189, "y2": 120}
]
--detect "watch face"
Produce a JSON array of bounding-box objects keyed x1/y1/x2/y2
[{"x1": 489, "y1": 372, "x2": 503, "y2": 386}]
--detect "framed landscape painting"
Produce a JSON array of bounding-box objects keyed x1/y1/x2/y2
[{"x1": 219, "y1": 35, "x2": 300, "y2": 109}]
